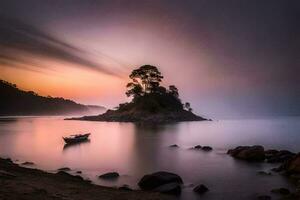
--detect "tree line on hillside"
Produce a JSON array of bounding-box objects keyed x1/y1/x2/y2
[{"x1": 0, "y1": 80, "x2": 104, "y2": 116}]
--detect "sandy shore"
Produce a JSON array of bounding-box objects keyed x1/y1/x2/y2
[{"x1": 0, "y1": 158, "x2": 171, "y2": 200}]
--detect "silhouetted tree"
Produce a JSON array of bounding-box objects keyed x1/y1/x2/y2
[
  {"x1": 168, "y1": 85, "x2": 179, "y2": 98},
  {"x1": 126, "y1": 82, "x2": 143, "y2": 98},
  {"x1": 127, "y1": 65, "x2": 163, "y2": 96},
  {"x1": 184, "y1": 102, "x2": 193, "y2": 112}
]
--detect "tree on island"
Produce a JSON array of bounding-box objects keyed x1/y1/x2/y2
[
  {"x1": 72, "y1": 64, "x2": 207, "y2": 122},
  {"x1": 121, "y1": 65, "x2": 192, "y2": 112},
  {"x1": 126, "y1": 65, "x2": 164, "y2": 98},
  {"x1": 126, "y1": 65, "x2": 180, "y2": 98}
]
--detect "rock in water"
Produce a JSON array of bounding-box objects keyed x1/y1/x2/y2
[
  {"x1": 169, "y1": 144, "x2": 179, "y2": 148},
  {"x1": 193, "y1": 184, "x2": 209, "y2": 194},
  {"x1": 98, "y1": 172, "x2": 119, "y2": 179},
  {"x1": 153, "y1": 182, "x2": 181, "y2": 195},
  {"x1": 194, "y1": 145, "x2": 202, "y2": 149},
  {"x1": 227, "y1": 145, "x2": 265, "y2": 161},
  {"x1": 138, "y1": 171, "x2": 183, "y2": 190},
  {"x1": 202, "y1": 146, "x2": 213, "y2": 151}
]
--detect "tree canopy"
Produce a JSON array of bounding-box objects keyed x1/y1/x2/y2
[
  {"x1": 124, "y1": 65, "x2": 194, "y2": 112},
  {"x1": 126, "y1": 65, "x2": 163, "y2": 96},
  {"x1": 126, "y1": 65, "x2": 175, "y2": 97}
]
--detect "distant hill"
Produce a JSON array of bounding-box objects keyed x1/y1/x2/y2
[{"x1": 0, "y1": 80, "x2": 105, "y2": 116}]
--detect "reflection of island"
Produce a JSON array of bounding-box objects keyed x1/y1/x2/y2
[
  {"x1": 0, "y1": 80, "x2": 105, "y2": 116},
  {"x1": 69, "y1": 65, "x2": 208, "y2": 123},
  {"x1": 63, "y1": 139, "x2": 91, "y2": 150}
]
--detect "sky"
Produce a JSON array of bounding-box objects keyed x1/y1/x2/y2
[{"x1": 0, "y1": 0, "x2": 299, "y2": 119}]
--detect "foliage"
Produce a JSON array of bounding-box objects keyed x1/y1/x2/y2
[
  {"x1": 126, "y1": 65, "x2": 163, "y2": 97},
  {"x1": 122, "y1": 65, "x2": 193, "y2": 113},
  {"x1": 168, "y1": 85, "x2": 179, "y2": 98},
  {"x1": 184, "y1": 102, "x2": 193, "y2": 112}
]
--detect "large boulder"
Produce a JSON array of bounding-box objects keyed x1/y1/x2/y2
[
  {"x1": 227, "y1": 145, "x2": 265, "y2": 161},
  {"x1": 265, "y1": 150, "x2": 295, "y2": 163},
  {"x1": 281, "y1": 153, "x2": 300, "y2": 174},
  {"x1": 138, "y1": 171, "x2": 183, "y2": 190},
  {"x1": 153, "y1": 182, "x2": 181, "y2": 195},
  {"x1": 193, "y1": 184, "x2": 209, "y2": 194}
]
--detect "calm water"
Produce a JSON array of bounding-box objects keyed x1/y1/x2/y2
[{"x1": 0, "y1": 117, "x2": 299, "y2": 200}]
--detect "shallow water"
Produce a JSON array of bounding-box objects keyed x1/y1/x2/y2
[{"x1": 0, "y1": 117, "x2": 299, "y2": 199}]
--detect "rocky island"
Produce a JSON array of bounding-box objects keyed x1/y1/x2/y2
[{"x1": 68, "y1": 65, "x2": 207, "y2": 123}]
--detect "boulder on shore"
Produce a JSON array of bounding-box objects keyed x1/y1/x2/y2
[
  {"x1": 193, "y1": 184, "x2": 209, "y2": 194},
  {"x1": 138, "y1": 171, "x2": 183, "y2": 190},
  {"x1": 153, "y1": 182, "x2": 181, "y2": 195},
  {"x1": 57, "y1": 167, "x2": 71, "y2": 171},
  {"x1": 265, "y1": 150, "x2": 295, "y2": 163},
  {"x1": 227, "y1": 145, "x2": 265, "y2": 161},
  {"x1": 56, "y1": 171, "x2": 84, "y2": 181},
  {"x1": 282, "y1": 153, "x2": 300, "y2": 174},
  {"x1": 98, "y1": 172, "x2": 120, "y2": 179}
]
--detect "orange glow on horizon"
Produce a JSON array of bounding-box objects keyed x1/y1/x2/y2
[{"x1": 0, "y1": 59, "x2": 128, "y2": 106}]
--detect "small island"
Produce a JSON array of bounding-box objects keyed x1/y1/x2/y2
[{"x1": 68, "y1": 65, "x2": 207, "y2": 123}]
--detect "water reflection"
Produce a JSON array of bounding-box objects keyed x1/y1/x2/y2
[
  {"x1": 63, "y1": 139, "x2": 91, "y2": 150},
  {"x1": 0, "y1": 117, "x2": 299, "y2": 200}
]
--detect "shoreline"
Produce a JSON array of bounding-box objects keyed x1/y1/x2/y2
[
  {"x1": 1, "y1": 144, "x2": 300, "y2": 200},
  {"x1": 0, "y1": 158, "x2": 171, "y2": 200},
  {"x1": 65, "y1": 110, "x2": 209, "y2": 123}
]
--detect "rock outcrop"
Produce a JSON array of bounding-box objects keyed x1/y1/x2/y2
[
  {"x1": 138, "y1": 171, "x2": 183, "y2": 195},
  {"x1": 227, "y1": 145, "x2": 265, "y2": 161}
]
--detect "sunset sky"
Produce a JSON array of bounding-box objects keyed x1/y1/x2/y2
[{"x1": 0, "y1": 0, "x2": 299, "y2": 118}]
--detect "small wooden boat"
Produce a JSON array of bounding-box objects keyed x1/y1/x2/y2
[{"x1": 63, "y1": 133, "x2": 91, "y2": 144}]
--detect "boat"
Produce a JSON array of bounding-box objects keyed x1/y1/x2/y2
[{"x1": 63, "y1": 133, "x2": 91, "y2": 144}]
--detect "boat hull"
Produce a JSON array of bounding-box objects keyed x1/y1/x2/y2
[{"x1": 63, "y1": 133, "x2": 90, "y2": 144}]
